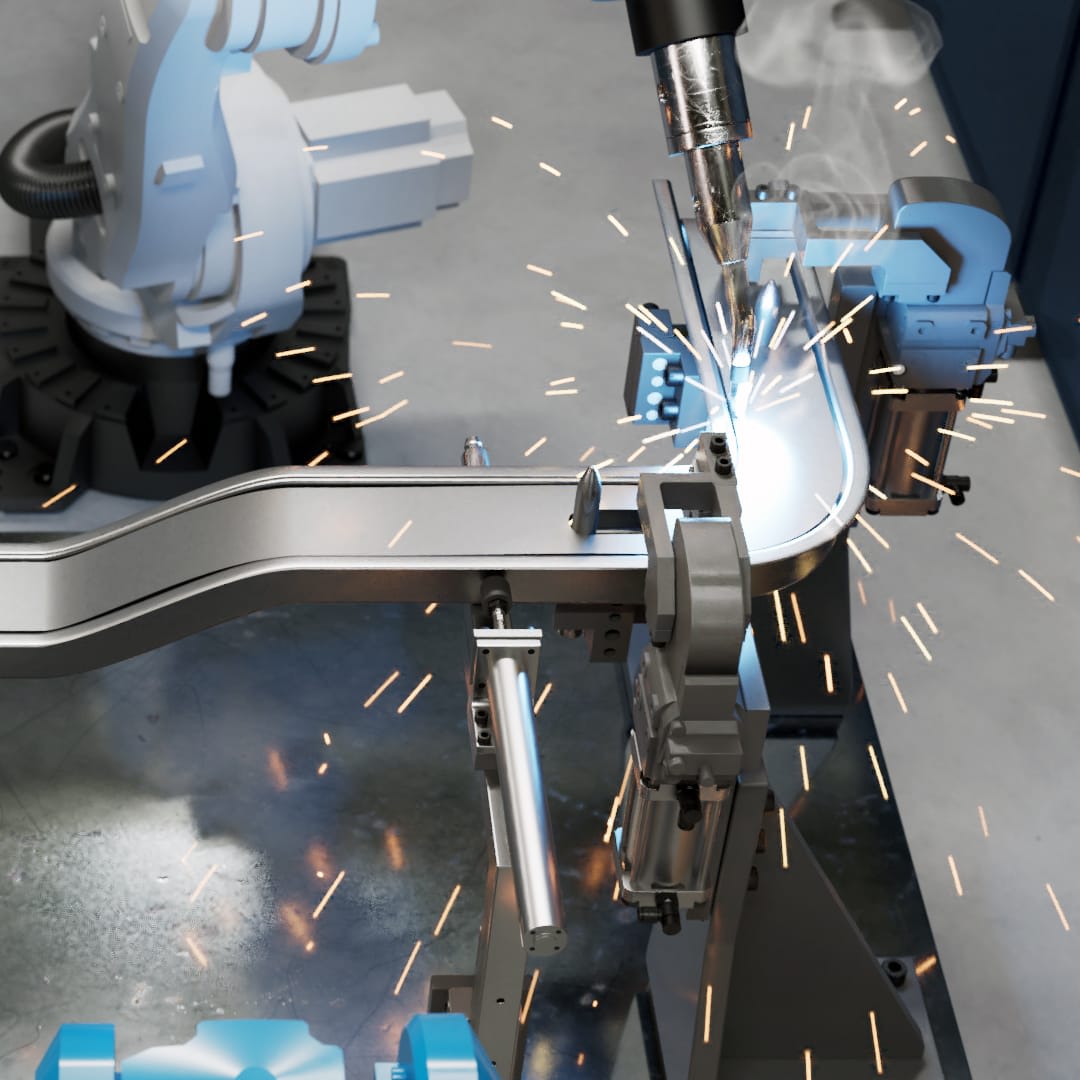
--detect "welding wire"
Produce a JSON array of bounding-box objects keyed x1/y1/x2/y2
[{"x1": 393, "y1": 941, "x2": 423, "y2": 995}]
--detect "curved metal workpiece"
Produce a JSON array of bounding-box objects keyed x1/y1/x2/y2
[{"x1": 656, "y1": 180, "x2": 870, "y2": 594}]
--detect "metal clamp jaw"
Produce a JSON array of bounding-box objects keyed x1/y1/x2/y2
[{"x1": 616, "y1": 434, "x2": 754, "y2": 925}]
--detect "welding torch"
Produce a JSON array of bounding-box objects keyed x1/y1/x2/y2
[{"x1": 623, "y1": 0, "x2": 755, "y2": 366}]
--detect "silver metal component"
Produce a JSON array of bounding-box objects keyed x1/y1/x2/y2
[
  {"x1": 570, "y1": 466, "x2": 602, "y2": 536},
  {"x1": 750, "y1": 280, "x2": 781, "y2": 363},
  {"x1": 652, "y1": 37, "x2": 750, "y2": 155},
  {"x1": 463, "y1": 436, "x2": 491, "y2": 468},
  {"x1": 475, "y1": 630, "x2": 566, "y2": 957}
]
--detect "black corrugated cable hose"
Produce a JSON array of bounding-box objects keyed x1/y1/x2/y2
[{"x1": 0, "y1": 110, "x2": 101, "y2": 220}]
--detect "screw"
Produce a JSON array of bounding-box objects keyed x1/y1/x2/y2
[{"x1": 882, "y1": 958, "x2": 908, "y2": 987}]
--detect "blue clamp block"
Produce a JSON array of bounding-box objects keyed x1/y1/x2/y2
[
  {"x1": 374, "y1": 1015, "x2": 500, "y2": 1080},
  {"x1": 39, "y1": 1022, "x2": 344, "y2": 1080}
]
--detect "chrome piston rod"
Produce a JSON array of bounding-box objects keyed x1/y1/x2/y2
[{"x1": 487, "y1": 655, "x2": 566, "y2": 956}]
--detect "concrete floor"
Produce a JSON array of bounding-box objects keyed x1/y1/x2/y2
[{"x1": 0, "y1": 0, "x2": 1079, "y2": 1078}]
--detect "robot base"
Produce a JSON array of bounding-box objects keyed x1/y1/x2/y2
[{"x1": 0, "y1": 246, "x2": 362, "y2": 510}]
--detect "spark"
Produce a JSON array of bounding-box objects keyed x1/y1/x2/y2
[
  {"x1": 785, "y1": 121, "x2": 796, "y2": 151},
  {"x1": 910, "y1": 472, "x2": 956, "y2": 496},
  {"x1": 551, "y1": 290, "x2": 587, "y2": 311},
  {"x1": 520, "y1": 969, "x2": 541, "y2": 1023},
  {"x1": 857, "y1": 580, "x2": 868, "y2": 607},
  {"x1": 938, "y1": 427, "x2": 976, "y2": 442},
  {"x1": 322, "y1": 732, "x2": 332, "y2": 748},
  {"x1": 803, "y1": 321, "x2": 838, "y2": 351},
  {"x1": 491, "y1": 115, "x2": 514, "y2": 129},
  {"x1": 888, "y1": 598, "x2": 897, "y2": 624},
  {"x1": 868, "y1": 364, "x2": 904, "y2": 375},
  {"x1": 756, "y1": 392, "x2": 801, "y2": 412},
  {"x1": 1060, "y1": 466, "x2": 1080, "y2": 479},
  {"x1": 759, "y1": 374, "x2": 783, "y2": 398},
  {"x1": 955, "y1": 532, "x2": 999, "y2": 564},
  {"x1": 420, "y1": 149, "x2": 446, "y2": 160},
  {"x1": 992, "y1": 324, "x2": 1035, "y2": 335},
  {"x1": 433, "y1": 884, "x2": 463, "y2": 937},
  {"x1": 618, "y1": 414, "x2": 642, "y2": 425},
  {"x1": 966, "y1": 362, "x2": 1008, "y2": 371},
  {"x1": 385, "y1": 828, "x2": 405, "y2": 871},
  {"x1": 685, "y1": 375, "x2": 727, "y2": 403},
  {"x1": 978, "y1": 805, "x2": 989, "y2": 838},
  {"x1": 393, "y1": 941, "x2": 423, "y2": 996},
  {"x1": 784, "y1": 251, "x2": 796, "y2": 277},
  {"x1": 828, "y1": 242, "x2": 855, "y2": 274},
  {"x1": 355, "y1": 292, "x2": 391, "y2": 299},
  {"x1": 842, "y1": 327, "x2": 854, "y2": 344},
  {"x1": 790, "y1": 592, "x2": 808, "y2": 644},
  {"x1": 424, "y1": 602, "x2": 438, "y2": 616},
  {"x1": 303, "y1": 144, "x2": 329, "y2": 153},
  {"x1": 714, "y1": 301, "x2": 728, "y2": 336},
  {"x1": 966, "y1": 417, "x2": 994, "y2": 430},
  {"x1": 947, "y1": 855, "x2": 963, "y2": 897},
  {"x1": 704, "y1": 983, "x2": 713, "y2": 1043},
  {"x1": 616, "y1": 754, "x2": 635, "y2": 805},
  {"x1": 268, "y1": 750, "x2": 288, "y2": 791},
  {"x1": 234, "y1": 230, "x2": 265, "y2": 243},
  {"x1": 365, "y1": 669, "x2": 400, "y2": 708},
  {"x1": 306, "y1": 450, "x2": 330, "y2": 468},
  {"x1": 664, "y1": 447, "x2": 692, "y2": 467},
  {"x1": 1017, "y1": 569, "x2": 1055, "y2": 602},
  {"x1": 527, "y1": 264, "x2": 554, "y2": 276},
  {"x1": 333, "y1": 407, "x2": 369, "y2": 422},
  {"x1": 773, "y1": 590, "x2": 788, "y2": 643},
  {"x1": 535, "y1": 682, "x2": 553, "y2": 713},
  {"x1": 779, "y1": 370, "x2": 816, "y2": 394},
  {"x1": 819, "y1": 319, "x2": 854, "y2": 346},
  {"x1": 305, "y1": 941, "x2": 316, "y2": 953},
  {"x1": 188, "y1": 864, "x2": 220, "y2": 905},
  {"x1": 823, "y1": 652, "x2": 835, "y2": 694},
  {"x1": 312, "y1": 870, "x2": 346, "y2": 919},
  {"x1": 802, "y1": 104, "x2": 812, "y2": 129},
  {"x1": 397, "y1": 673, "x2": 433, "y2": 714},
  {"x1": 612, "y1": 879, "x2": 621, "y2": 901},
  {"x1": 804, "y1": 1049, "x2": 814, "y2": 1080},
  {"x1": 317, "y1": 762, "x2": 328, "y2": 776},
  {"x1": 277, "y1": 346, "x2": 317, "y2": 357},
  {"x1": 887, "y1": 672, "x2": 908, "y2": 714},
  {"x1": 578, "y1": 446, "x2": 597, "y2": 462},
  {"x1": 451, "y1": 340, "x2": 493, "y2": 350},
  {"x1": 240, "y1": 311, "x2": 269, "y2": 328},
  {"x1": 899, "y1": 615, "x2": 933, "y2": 662},
  {"x1": 1046, "y1": 883, "x2": 1071, "y2": 931},
  {"x1": 779, "y1": 807, "x2": 790, "y2": 869},
  {"x1": 869, "y1": 1011, "x2": 884, "y2": 1075},
  {"x1": 523, "y1": 436, "x2": 548, "y2": 457},
  {"x1": 181, "y1": 842, "x2": 198, "y2": 865},
  {"x1": 607, "y1": 214, "x2": 630, "y2": 237},
  {"x1": 637, "y1": 325, "x2": 675, "y2": 353},
  {"x1": 546, "y1": 388, "x2": 578, "y2": 396},
  {"x1": 904, "y1": 447, "x2": 931, "y2": 467},
  {"x1": 770, "y1": 311, "x2": 797, "y2": 351},
  {"x1": 672, "y1": 327, "x2": 703, "y2": 364},
  {"x1": 847, "y1": 536, "x2": 873, "y2": 575},
  {"x1": 855, "y1": 512, "x2": 890, "y2": 550},
  {"x1": 799, "y1": 744, "x2": 810, "y2": 791},
  {"x1": 560, "y1": 321, "x2": 585, "y2": 330},
  {"x1": 538, "y1": 162, "x2": 562, "y2": 176},
  {"x1": 667, "y1": 235, "x2": 686, "y2": 266},
  {"x1": 909, "y1": 140, "x2": 928, "y2": 157},
  {"x1": 286, "y1": 280, "x2": 312, "y2": 293},
  {"x1": 185, "y1": 936, "x2": 209, "y2": 968},
  {"x1": 945, "y1": 134, "x2": 957, "y2": 144},
  {"x1": 356, "y1": 398, "x2": 409, "y2": 429},
  {"x1": 1001, "y1": 408, "x2": 1046, "y2": 419},
  {"x1": 908, "y1": 105, "x2": 923, "y2": 116},
  {"x1": 969, "y1": 412, "x2": 1014, "y2": 425},
  {"x1": 871, "y1": 387, "x2": 909, "y2": 397},
  {"x1": 893, "y1": 97, "x2": 909, "y2": 110},
  {"x1": 915, "y1": 955, "x2": 938, "y2": 977},
  {"x1": 379, "y1": 370, "x2": 405, "y2": 384},
  {"x1": 638, "y1": 305, "x2": 668, "y2": 331},
  {"x1": 863, "y1": 224, "x2": 889, "y2": 252},
  {"x1": 155, "y1": 438, "x2": 188, "y2": 465},
  {"x1": 312, "y1": 372, "x2": 353, "y2": 383},
  {"x1": 627, "y1": 445, "x2": 646, "y2": 463},
  {"x1": 867, "y1": 744, "x2": 890, "y2": 802},
  {"x1": 550, "y1": 376, "x2": 576, "y2": 386},
  {"x1": 387, "y1": 519, "x2": 413, "y2": 550}
]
